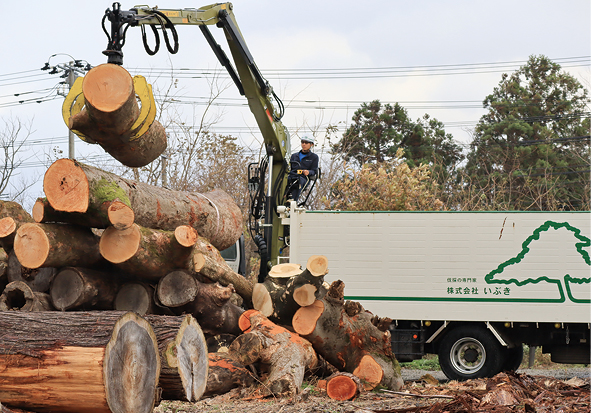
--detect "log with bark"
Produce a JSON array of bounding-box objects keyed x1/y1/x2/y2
[
  {"x1": 157, "y1": 270, "x2": 244, "y2": 337},
  {"x1": 0, "y1": 311, "x2": 160, "y2": 413},
  {"x1": 7, "y1": 251, "x2": 55, "y2": 293},
  {"x1": 0, "y1": 201, "x2": 34, "y2": 252},
  {"x1": 43, "y1": 158, "x2": 243, "y2": 250},
  {"x1": 252, "y1": 255, "x2": 328, "y2": 324},
  {"x1": 204, "y1": 352, "x2": 256, "y2": 397},
  {"x1": 49, "y1": 267, "x2": 120, "y2": 311},
  {"x1": 114, "y1": 281, "x2": 168, "y2": 315},
  {"x1": 228, "y1": 309, "x2": 317, "y2": 397},
  {"x1": 68, "y1": 63, "x2": 167, "y2": 167},
  {"x1": 0, "y1": 281, "x2": 53, "y2": 311},
  {"x1": 144, "y1": 314, "x2": 209, "y2": 402},
  {"x1": 99, "y1": 224, "x2": 198, "y2": 280},
  {"x1": 325, "y1": 372, "x2": 363, "y2": 401},
  {"x1": 292, "y1": 280, "x2": 403, "y2": 391},
  {"x1": 13, "y1": 222, "x2": 102, "y2": 269}
]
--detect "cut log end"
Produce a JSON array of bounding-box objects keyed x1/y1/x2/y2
[
  {"x1": 352, "y1": 354, "x2": 384, "y2": 391},
  {"x1": 83, "y1": 64, "x2": 134, "y2": 112},
  {"x1": 268, "y1": 263, "x2": 302, "y2": 278},
  {"x1": 49, "y1": 268, "x2": 84, "y2": 311},
  {"x1": 157, "y1": 271, "x2": 198, "y2": 308},
  {"x1": 292, "y1": 299, "x2": 324, "y2": 336},
  {"x1": 306, "y1": 255, "x2": 329, "y2": 277},
  {"x1": 99, "y1": 224, "x2": 141, "y2": 264},
  {"x1": 43, "y1": 158, "x2": 90, "y2": 213},
  {"x1": 115, "y1": 283, "x2": 152, "y2": 315},
  {"x1": 14, "y1": 223, "x2": 49, "y2": 269},
  {"x1": 175, "y1": 315, "x2": 209, "y2": 401},
  {"x1": 174, "y1": 225, "x2": 198, "y2": 248},
  {"x1": 31, "y1": 199, "x2": 44, "y2": 223},
  {"x1": 0, "y1": 281, "x2": 33, "y2": 311},
  {"x1": 293, "y1": 284, "x2": 318, "y2": 307},
  {"x1": 252, "y1": 283, "x2": 273, "y2": 317},
  {"x1": 108, "y1": 201, "x2": 135, "y2": 230},
  {"x1": 326, "y1": 373, "x2": 362, "y2": 401},
  {"x1": 0, "y1": 217, "x2": 16, "y2": 238}
]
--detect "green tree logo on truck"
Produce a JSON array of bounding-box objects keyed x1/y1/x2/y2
[{"x1": 485, "y1": 221, "x2": 590, "y2": 303}]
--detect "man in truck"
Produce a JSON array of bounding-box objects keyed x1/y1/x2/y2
[{"x1": 287, "y1": 136, "x2": 319, "y2": 202}]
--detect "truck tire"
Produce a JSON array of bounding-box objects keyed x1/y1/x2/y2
[
  {"x1": 502, "y1": 345, "x2": 524, "y2": 372},
  {"x1": 438, "y1": 325, "x2": 504, "y2": 380}
]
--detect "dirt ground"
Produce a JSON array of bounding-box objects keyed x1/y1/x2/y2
[{"x1": 154, "y1": 370, "x2": 590, "y2": 413}]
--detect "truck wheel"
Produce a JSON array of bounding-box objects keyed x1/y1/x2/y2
[
  {"x1": 501, "y1": 345, "x2": 523, "y2": 372},
  {"x1": 438, "y1": 326, "x2": 504, "y2": 380}
]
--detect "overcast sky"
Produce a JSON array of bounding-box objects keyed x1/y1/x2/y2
[{"x1": 1, "y1": 0, "x2": 590, "y2": 207}]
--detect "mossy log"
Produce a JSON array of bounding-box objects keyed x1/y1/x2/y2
[
  {"x1": 43, "y1": 158, "x2": 242, "y2": 250},
  {"x1": 292, "y1": 280, "x2": 403, "y2": 391},
  {"x1": 68, "y1": 63, "x2": 166, "y2": 167},
  {"x1": 13, "y1": 223, "x2": 102, "y2": 269},
  {"x1": 144, "y1": 314, "x2": 209, "y2": 402},
  {"x1": 0, "y1": 311, "x2": 160, "y2": 413}
]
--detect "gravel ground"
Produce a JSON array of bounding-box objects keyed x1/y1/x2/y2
[{"x1": 401, "y1": 366, "x2": 591, "y2": 381}]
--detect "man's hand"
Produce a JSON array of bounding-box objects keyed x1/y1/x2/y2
[{"x1": 302, "y1": 170, "x2": 309, "y2": 176}]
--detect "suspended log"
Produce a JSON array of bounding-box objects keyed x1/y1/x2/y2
[
  {"x1": 326, "y1": 372, "x2": 363, "y2": 401},
  {"x1": 68, "y1": 63, "x2": 166, "y2": 167},
  {"x1": 13, "y1": 223, "x2": 102, "y2": 269},
  {"x1": 0, "y1": 281, "x2": 53, "y2": 311},
  {"x1": 253, "y1": 255, "x2": 328, "y2": 323},
  {"x1": 292, "y1": 280, "x2": 403, "y2": 391},
  {"x1": 7, "y1": 251, "x2": 55, "y2": 293},
  {"x1": 49, "y1": 267, "x2": 120, "y2": 311},
  {"x1": 0, "y1": 311, "x2": 160, "y2": 413},
  {"x1": 157, "y1": 270, "x2": 244, "y2": 337},
  {"x1": 43, "y1": 158, "x2": 242, "y2": 250},
  {"x1": 99, "y1": 224, "x2": 197, "y2": 280},
  {"x1": 144, "y1": 314, "x2": 209, "y2": 402},
  {"x1": 204, "y1": 352, "x2": 256, "y2": 397},
  {"x1": 229, "y1": 310, "x2": 317, "y2": 397}
]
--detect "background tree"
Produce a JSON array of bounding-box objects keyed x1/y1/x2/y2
[
  {"x1": 331, "y1": 100, "x2": 463, "y2": 183},
  {"x1": 462, "y1": 55, "x2": 590, "y2": 210}
]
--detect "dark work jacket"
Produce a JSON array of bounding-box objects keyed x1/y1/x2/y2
[{"x1": 288, "y1": 150, "x2": 319, "y2": 180}]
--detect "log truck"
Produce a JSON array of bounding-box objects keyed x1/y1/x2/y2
[{"x1": 100, "y1": 3, "x2": 590, "y2": 381}]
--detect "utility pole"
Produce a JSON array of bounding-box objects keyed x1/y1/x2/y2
[{"x1": 42, "y1": 54, "x2": 91, "y2": 159}]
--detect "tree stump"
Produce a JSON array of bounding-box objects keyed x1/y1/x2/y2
[
  {"x1": 68, "y1": 63, "x2": 167, "y2": 167},
  {"x1": 43, "y1": 159, "x2": 242, "y2": 250},
  {"x1": 292, "y1": 280, "x2": 403, "y2": 391},
  {"x1": 229, "y1": 310, "x2": 317, "y2": 397},
  {"x1": 13, "y1": 223, "x2": 102, "y2": 269},
  {"x1": 253, "y1": 255, "x2": 328, "y2": 323},
  {"x1": 0, "y1": 311, "x2": 160, "y2": 413},
  {"x1": 144, "y1": 314, "x2": 209, "y2": 402}
]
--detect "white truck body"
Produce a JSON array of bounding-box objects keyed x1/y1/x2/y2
[
  {"x1": 287, "y1": 210, "x2": 590, "y2": 324},
  {"x1": 284, "y1": 207, "x2": 590, "y2": 379}
]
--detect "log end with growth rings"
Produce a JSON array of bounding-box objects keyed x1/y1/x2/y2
[
  {"x1": 99, "y1": 224, "x2": 141, "y2": 264},
  {"x1": 252, "y1": 283, "x2": 273, "y2": 317},
  {"x1": 292, "y1": 299, "x2": 325, "y2": 336},
  {"x1": 14, "y1": 223, "x2": 50, "y2": 269},
  {"x1": 174, "y1": 225, "x2": 198, "y2": 248},
  {"x1": 306, "y1": 255, "x2": 329, "y2": 277},
  {"x1": 0, "y1": 217, "x2": 16, "y2": 238},
  {"x1": 43, "y1": 158, "x2": 90, "y2": 213},
  {"x1": 268, "y1": 263, "x2": 301, "y2": 279},
  {"x1": 326, "y1": 373, "x2": 363, "y2": 401},
  {"x1": 352, "y1": 354, "x2": 384, "y2": 391},
  {"x1": 108, "y1": 200, "x2": 135, "y2": 230},
  {"x1": 83, "y1": 64, "x2": 134, "y2": 113},
  {"x1": 50, "y1": 267, "x2": 85, "y2": 311}
]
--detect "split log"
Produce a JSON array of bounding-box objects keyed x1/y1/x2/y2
[
  {"x1": 326, "y1": 372, "x2": 363, "y2": 401},
  {"x1": 144, "y1": 314, "x2": 209, "y2": 402},
  {"x1": 157, "y1": 270, "x2": 244, "y2": 337},
  {"x1": 43, "y1": 158, "x2": 242, "y2": 250},
  {"x1": 7, "y1": 251, "x2": 55, "y2": 293},
  {"x1": 69, "y1": 63, "x2": 166, "y2": 167},
  {"x1": 99, "y1": 224, "x2": 197, "y2": 280},
  {"x1": 49, "y1": 267, "x2": 120, "y2": 311},
  {"x1": 13, "y1": 223, "x2": 102, "y2": 269},
  {"x1": 0, "y1": 311, "x2": 160, "y2": 413},
  {"x1": 0, "y1": 281, "x2": 53, "y2": 311},
  {"x1": 204, "y1": 352, "x2": 256, "y2": 397},
  {"x1": 292, "y1": 280, "x2": 403, "y2": 391},
  {"x1": 190, "y1": 237, "x2": 253, "y2": 303},
  {"x1": 229, "y1": 310, "x2": 317, "y2": 397},
  {"x1": 0, "y1": 201, "x2": 34, "y2": 252},
  {"x1": 253, "y1": 255, "x2": 328, "y2": 323}
]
